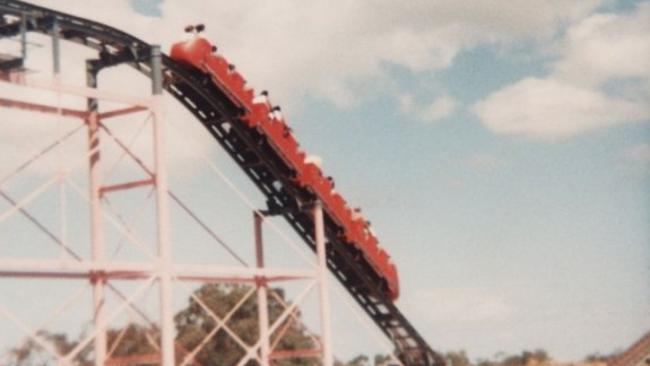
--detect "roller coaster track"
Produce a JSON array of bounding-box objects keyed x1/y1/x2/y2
[{"x1": 0, "y1": 2, "x2": 445, "y2": 365}]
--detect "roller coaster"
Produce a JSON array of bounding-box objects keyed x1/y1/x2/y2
[{"x1": 0, "y1": 1, "x2": 445, "y2": 365}]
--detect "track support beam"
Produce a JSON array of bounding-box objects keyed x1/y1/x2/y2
[
  {"x1": 314, "y1": 201, "x2": 333, "y2": 366},
  {"x1": 151, "y1": 44, "x2": 175, "y2": 366},
  {"x1": 51, "y1": 18, "x2": 60, "y2": 74},
  {"x1": 254, "y1": 212, "x2": 271, "y2": 366},
  {"x1": 86, "y1": 59, "x2": 107, "y2": 366}
]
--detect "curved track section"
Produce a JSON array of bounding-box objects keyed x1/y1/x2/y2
[{"x1": 0, "y1": 2, "x2": 444, "y2": 365}]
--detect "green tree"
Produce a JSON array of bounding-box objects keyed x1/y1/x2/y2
[
  {"x1": 6, "y1": 330, "x2": 91, "y2": 366},
  {"x1": 584, "y1": 352, "x2": 619, "y2": 363},
  {"x1": 345, "y1": 354, "x2": 369, "y2": 366},
  {"x1": 175, "y1": 284, "x2": 315, "y2": 366},
  {"x1": 446, "y1": 350, "x2": 471, "y2": 366},
  {"x1": 8, "y1": 284, "x2": 315, "y2": 366},
  {"x1": 374, "y1": 354, "x2": 393, "y2": 366},
  {"x1": 105, "y1": 323, "x2": 160, "y2": 361}
]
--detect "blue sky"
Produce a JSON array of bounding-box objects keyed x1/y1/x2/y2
[{"x1": 0, "y1": 0, "x2": 648, "y2": 363}]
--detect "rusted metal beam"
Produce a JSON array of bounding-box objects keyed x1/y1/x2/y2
[
  {"x1": 270, "y1": 348, "x2": 322, "y2": 360},
  {"x1": 106, "y1": 353, "x2": 160, "y2": 366},
  {"x1": 99, "y1": 105, "x2": 148, "y2": 119},
  {"x1": 0, "y1": 97, "x2": 88, "y2": 119},
  {"x1": 99, "y1": 178, "x2": 155, "y2": 196}
]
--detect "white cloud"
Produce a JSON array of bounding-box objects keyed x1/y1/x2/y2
[
  {"x1": 474, "y1": 77, "x2": 648, "y2": 139},
  {"x1": 1, "y1": 0, "x2": 614, "y2": 177},
  {"x1": 30, "y1": 0, "x2": 605, "y2": 109},
  {"x1": 623, "y1": 143, "x2": 650, "y2": 164},
  {"x1": 399, "y1": 94, "x2": 458, "y2": 123},
  {"x1": 422, "y1": 95, "x2": 458, "y2": 122},
  {"x1": 208, "y1": 0, "x2": 606, "y2": 108},
  {"x1": 473, "y1": 4, "x2": 650, "y2": 139},
  {"x1": 405, "y1": 287, "x2": 514, "y2": 324},
  {"x1": 554, "y1": 4, "x2": 650, "y2": 88},
  {"x1": 398, "y1": 94, "x2": 415, "y2": 114},
  {"x1": 466, "y1": 153, "x2": 505, "y2": 170}
]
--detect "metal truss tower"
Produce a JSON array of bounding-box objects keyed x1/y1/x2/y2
[{"x1": 0, "y1": 15, "x2": 336, "y2": 366}]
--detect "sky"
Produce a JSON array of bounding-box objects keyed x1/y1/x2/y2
[{"x1": 0, "y1": 0, "x2": 649, "y2": 363}]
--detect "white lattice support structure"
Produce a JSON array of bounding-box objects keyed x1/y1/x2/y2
[
  {"x1": 0, "y1": 40, "x2": 335, "y2": 366},
  {"x1": 252, "y1": 205, "x2": 333, "y2": 366},
  {"x1": 0, "y1": 42, "x2": 174, "y2": 364}
]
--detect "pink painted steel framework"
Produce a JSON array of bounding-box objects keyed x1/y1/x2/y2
[{"x1": 0, "y1": 44, "x2": 336, "y2": 366}]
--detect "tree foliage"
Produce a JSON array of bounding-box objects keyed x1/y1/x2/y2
[
  {"x1": 6, "y1": 284, "x2": 315, "y2": 366},
  {"x1": 446, "y1": 350, "x2": 471, "y2": 366},
  {"x1": 7, "y1": 287, "x2": 612, "y2": 366},
  {"x1": 5, "y1": 331, "x2": 91, "y2": 366},
  {"x1": 476, "y1": 350, "x2": 550, "y2": 366},
  {"x1": 175, "y1": 284, "x2": 315, "y2": 366}
]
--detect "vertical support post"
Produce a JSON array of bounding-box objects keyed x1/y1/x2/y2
[
  {"x1": 86, "y1": 60, "x2": 106, "y2": 366},
  {"x1": 20, "y1": 15, "x2": 26, "y2": 62},
  {"x1": 254, "y1": 213, "x2": 270, "y2": 366},
  {"x1": 51, "y1": 18, "x2": 60, "y2": 76},
  {"x1": 314, "y1": 201, "x2": 333, "y2": 366},
  {"x1": 151, "y1": 45, "x2": 175, "y2": 366}
]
